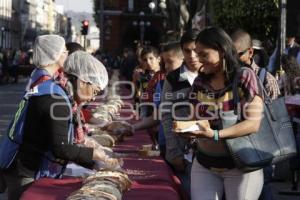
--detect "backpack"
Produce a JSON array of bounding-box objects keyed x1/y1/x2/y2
[
  {"x1": 258, "y1": 67, "x2": 267, "y2": 85},
  {"x1": 0, "y1": 70, "x2": 73, "y2": 179}
]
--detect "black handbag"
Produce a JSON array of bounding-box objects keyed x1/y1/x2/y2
[{"x1": 225, "y1": 69, "x2": 297, "y2": 172}]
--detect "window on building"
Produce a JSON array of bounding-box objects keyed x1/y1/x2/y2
[
  {"x1": 104, "y1": 0, "x2": 118, "y2": 10},
  {"x1": 128, "y1": 0, "x2": 134, "y2": 12}
]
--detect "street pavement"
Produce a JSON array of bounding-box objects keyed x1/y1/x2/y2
[
  {"x1": 0, "y1": 79, "x2": 27, "y2": 140},
  {"x1": 0, "y1": 78, "x2": 299, "y2": 200},
  {"x1": 0, "y1": 78, "x2": 28, "y2": 200}
]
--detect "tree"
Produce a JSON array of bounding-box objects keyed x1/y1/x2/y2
[
  {"x1": 92, "y1": 0, "x2": 280, "y2": 49},
  {"x1": 209, "y1": 0, "x2": 280, "y2": 45},
  {"x1": 93, "y1": 0, "x2": 100, "y2": 28}
]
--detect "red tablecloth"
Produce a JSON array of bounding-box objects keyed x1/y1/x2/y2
[
  {"x1": 286, "y1": 95, "x2": 300, "y2": 118},
  {"x1": 20, "y1": 81, "x2": 184, "y2": 200},
  {"x1": 21, "y1": 130, "x2": 182, "y2": 200},
  {"x1": 20, "y1": 178, "x2": 82, "y2": 200}
]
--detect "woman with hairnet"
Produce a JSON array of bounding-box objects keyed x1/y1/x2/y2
[
  {"x1": 63, "y1": 51, "x2": 110, "y2": 144},
  {"x1": 0, "y1": 36, "x2": 118, "y2": 200},
  {"x1": 25, "y1": 35, "x2": 68, "y2": 89}
]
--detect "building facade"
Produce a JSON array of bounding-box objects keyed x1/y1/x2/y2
[
  {"x1": 1, "y1": 0, "x2": 70, "y2": 49},
  {"x1": 96, "y1": 0, "x2": 165, "y2": 52},
  {"x1": 0, "y1": 0, "x2": 12, "y2": 49},
  {"x1": 54, "y1": 4, "x2": 69, "y2": 39}
]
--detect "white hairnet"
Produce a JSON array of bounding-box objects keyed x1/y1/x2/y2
[
  {"x1": 33, "y1": 35, "x2": 65, "y2": 67},
  {"x1": 64, "y1": 51, "x2": 108, "y2": 89}
]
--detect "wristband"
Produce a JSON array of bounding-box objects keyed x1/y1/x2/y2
[{"x1": 213, "y1": 130, "x2": 219, "y2": 141}]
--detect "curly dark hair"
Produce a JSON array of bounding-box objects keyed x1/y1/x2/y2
[{"x1": 281, "y1": 54, "x2": 300, "y2": 95}]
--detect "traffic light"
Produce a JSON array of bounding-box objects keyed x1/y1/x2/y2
[{"x1": 81, "y1": 20, "x2": 89, "y2": 35}]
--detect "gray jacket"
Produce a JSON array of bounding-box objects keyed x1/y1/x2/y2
[{"x1": 161, "y1": 65, "x2": 195, "y2": 163}]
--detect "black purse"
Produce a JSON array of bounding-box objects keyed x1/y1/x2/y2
[{"x1": 225, "y1": 69, "x2": 297, "y2": 172}]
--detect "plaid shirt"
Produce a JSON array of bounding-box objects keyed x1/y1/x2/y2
[
  {"x1": 142, "y1": 70, "x2": 166, "y2": 103},
  {"x1": 250, "y1": 59, "x2": 280, "y2": 100}
]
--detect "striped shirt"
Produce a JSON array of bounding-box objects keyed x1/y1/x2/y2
[
  {"x1": 142, "y1": 70, "x2": 166, "y2": 103},
  {"x1": 190, "y1": 67, "x2": 263, "y2": 124},
  {"x1": 189, "y1": 67, "x2": 263, "y2": 167}
]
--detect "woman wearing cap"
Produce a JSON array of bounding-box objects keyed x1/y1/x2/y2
[{"x1": 1, "y1": 36, "x2": 118, "y2": 200}]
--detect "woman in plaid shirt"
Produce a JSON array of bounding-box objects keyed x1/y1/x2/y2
[{"x1": 186, "y1": 27, "x2": 264, "y2": 200}]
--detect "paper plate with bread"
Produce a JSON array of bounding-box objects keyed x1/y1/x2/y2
[{"x1": 172, "y1": 120, "x2": 210, "y2": 133}]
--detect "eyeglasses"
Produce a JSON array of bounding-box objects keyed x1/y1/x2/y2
[
  {"x1": 87, "y1": 82, "x2": 101, "y2": 96},
  {"x1": 93, "y1": 88, "x2": 101, "y2": 96},
  {"x1": 91, "y1": 85, "x2": 101, "y2": 96},
  {"x1": 237, "y1": 48, "x2": 249, "y2": 57}
]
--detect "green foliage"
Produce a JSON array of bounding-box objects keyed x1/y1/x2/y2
[
  {"x1": 209, "y1": 0, "x2": 280, "y2": 43},
  {"x1": 93, "y1": 0, "x2": 100, "y2": 28}
]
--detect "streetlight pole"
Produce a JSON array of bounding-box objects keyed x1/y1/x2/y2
[
  {"x1": 149, "y1": 1, "x2": 156, "y2": 14},
  {"x1": 99, "y1": 0, "x2": 104, "y2": 51},
  {"x1": 279, "y1": 0, "x2": 286, "y2": 73},
  {"x1": 83, "y1": 35, "x2": 87, "y2": 49},
  {"x1": 139, "y1": 21, "x2": 145, "y2": 45},
  {"x1": 138, "y1": 12, "x2": 145, "y2": 45},
  {"x1": 1, "y1": 27, "x2": 5, "y2": 49}
]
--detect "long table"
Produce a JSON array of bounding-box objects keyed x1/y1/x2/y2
[
  {"x1": 20, "y1": 75, "x2": 185, "y2": 200},
  {"x1": 20, "y1": 127, "x2": 184, "y2": 200}
]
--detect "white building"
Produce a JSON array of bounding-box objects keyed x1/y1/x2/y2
[
  {"x1": 0, "y1": 0, "x2": 70, "y2": 49},
  {"x1": 87, "y1": 26, "x2": 100, "y2": 50},
  {"x1": 0, "y1": 0, "x2": 12, "y2": 48},
  {"x1": 17, "y1": 0, "x2": 58, "y2": 48},
  {"x1": 36, "y1": 0, "x2": 55, "y2": 34},
  {"x1": 54, "y1": 4, "x2": 66, "y2": 35},
  {"x1": 55, "y1": 4, "x2": 64, "y2": 15}
]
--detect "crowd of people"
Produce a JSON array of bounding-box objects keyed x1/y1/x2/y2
[
  {"x1": 0, "y1": 25, "x2": 299, "y2": 200},
  {"x1": 0, "y1": 48, "x2": 34, "y2": 84},
  {"x1": 120, "y1": 27, "x2": 300, "y2": 200}
]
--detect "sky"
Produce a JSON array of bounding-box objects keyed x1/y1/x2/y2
[{"x1": 55, "y1": 0, "x2": 93, "y2": 13}]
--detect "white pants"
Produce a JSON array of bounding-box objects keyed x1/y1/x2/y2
[{"x1": 191, "y1": 159, "x2": 263, "y2": 200}]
